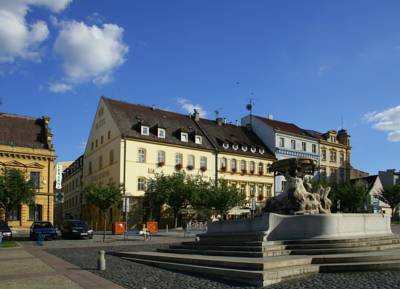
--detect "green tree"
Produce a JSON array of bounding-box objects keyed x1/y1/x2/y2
[
  {"x1": 375, "y1": 185, "x2": 400, "y2": 219},
  {"x1": 0, "y1": 168, "x2": 35, "y2": 222},
  {"x1": 84, "y1": 183, "x2": 122, "y2": 242},
  {"x1": 204, "y1": 179, "x2": 245, "y2": 217},
  {"x1": 331, "y1": 181, "x2": 370, "y2": 213}
]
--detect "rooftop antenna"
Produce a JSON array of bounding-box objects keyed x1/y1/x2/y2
[
  {"x1": 340, "y1": 115, "x2": 344, "y2": 130},
  {"x1": 214, "y1": 108, "x2": 222, "y2": 119},
  {"x1": 246, "y1": 96, "x2": 254, "y2": 127}
]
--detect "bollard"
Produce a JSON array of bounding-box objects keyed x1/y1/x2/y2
[
  {"x1": 98, "y1": 250, "x2": 106, "y2": 271},
  {"x1": 36, "y1": 232, "x2": 44, "y2": 246}
]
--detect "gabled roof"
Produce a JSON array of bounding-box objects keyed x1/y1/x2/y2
[
  {"x1": 351, "y1": 175, "x2": 379, "y2": 190},
  {"x1": 103, "y1": 97, "x2": 215, "y2": 150},
  {"x1": 103, "y1": 97, "x2": 275, "y2": 159},
  {"x1": 0, "y1": 113, "x2": 49, "y2": 149},
  {"x1": 254, "y1": 116, "x2": 315, "y2": 138},
  {"x1": 197, "y1": 118, "x2": 275, "y2": 159}
]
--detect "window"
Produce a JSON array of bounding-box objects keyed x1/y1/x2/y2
[
  {"x1": 220, "y1": 158, "x2": 227, "y2": 170},
  {"x1": 240, "y1": 160, "x2": 247, "y2": 172},
  {"x1": 249, "y1": 161, "x2": 255, "y2": 173},
  {"x1": 158, "y1": 128, "x2": 166, "y2": 138},
  {"x1": 249, "y1": 184, "x2": 256, "y2": 197},
  {"x1": 258, "y1": 162, "x2": 264, "y2": 175},
  {"x1": 231, "y1": 159, "x2": 237, "y2": 171},
  {"x1": 331, "y1": 136, "x2": 336, "y2": 143},
  {"x1": 187, "y1": 155, "x2": 195, "y2": 169},
  {"x1": 91, "y1": 142, "x2": 94, "y2": 151},
  {"x1": 200, "y1": 157, "x2": 207, "y2": 170},
  {"x1": 8, "y1": 206, "x2": 20, "y2": 221},
  {"x1": 258, "y1": 185, "x2": 264, "y2": 201},
  {"x1": 330, "y1": 150, "x2": 337, "y2": 162},
  {"x1": 240, "y1": 183, "x2": 246, "y2": 194},
  {"x1": 312, "y1": 144, "x2": 317, "y2": 153},
  {"x1": 281, "y1": 181, "x2": 287, "y2": 192},
  {"x1": 138, "y1": 148, "x2": 146, "y2": 163},
  {"x1": 195, "y1": 135, "x2": 202, "y2": 144},
  {"x1": 107, "y1": 130, "x2": 111, "y2": 139},
  {"x1": 29, "y1": 204, "x2": 42, "y2": 221},
  {"x1": 320, "y1": 167, "x2": 327, "y2": 179},
  {"x1": 322, "y1": 149, "x2": 327, "y2": 161},
  {"x1": 109, "y1": 150, "x2": 114, "y2": 165},
  {"x1": 157, "y1": 150, "x2": 165, "y2": 164},
  {"x1": 340, "y1": 152, "x2": 345, "y2": 165},
  {"x1": 99, "y1": 156, "x2": 103, "y2": 170},
  {"x1": 279, "y1": 137, "x2": 285, "y2": 148},
  {"x1": 101, "y1": 135, "x2": 104, "y2": 144},
  {"x1": 181, "y1": 132, "x2": 188, "y2": 142},
  {"x1": 88, "y1": 162, "x2": 92, "y2": 175},
  {"x1": 30, "y1": 172, "x2": 40, "y2": 189},
  {"x1": 291, "y1": 140, "x2": 296, "y2": 150},
  {"x1": 266, "y1": 185, "x2": 272, "y2": 198},
  {"x1": 137, "y1": 177, "x2": 146, "y2": 191},
  {"x1": 95, "y1": 139, "x2": 98, "y2": 147},
  {"x1": 241, "y1": 145, "x2": 248, "y2": 152},
  {"x1": 232, "y1": 144, "x2": 238, "y2": 150},
  {"x1": 302, "y1": 142, "x2": 306, "y2": 152},
  {"x1": 175, "y1": 153, "x2": 183, "y2": 165},
  {"x1": 141, "y1": 125, "x2": 149, "y2": 136}
]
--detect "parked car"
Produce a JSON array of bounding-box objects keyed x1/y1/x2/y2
[
  {"x1": 0, "y1": 220, "x2": 12, "y2": 241},
  {"x1": 61, "y1": 220, "x2": 93, "y2": 239},
  {"x1": 30, "y1": 221, "x2": 57, "y2": 240}
]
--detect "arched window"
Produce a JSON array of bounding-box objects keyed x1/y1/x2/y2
[{"x1": 231, "y1": 159, "x2": 237, "y2": 172}]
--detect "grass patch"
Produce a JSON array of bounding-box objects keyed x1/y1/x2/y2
[{"x1": 0, "y1": 241, "x2": 17, "y2": 248}]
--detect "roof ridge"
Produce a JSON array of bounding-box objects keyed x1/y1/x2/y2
[{"x1": 0, "y1": 112, "x2": 39, "y2": 120}]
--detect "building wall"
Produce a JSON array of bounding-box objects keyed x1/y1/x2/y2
[
  {"x1": 0, "y1": 144, "x2": 55, "y2": 228},
  {"x1": 241, "y1": 116, "x2": 276, "y2": 153},
  {"x1": 62, "y1": 168, "x2": 83, "y2": 220},
  {"x1": 379, "y1": 169, "x2": 400, "y2": 187},
  {"x1": 319, "y1": 140, "x2": 350, "y2": 184}
]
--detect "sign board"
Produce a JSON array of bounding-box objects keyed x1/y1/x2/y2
[
  {"x1": 55, "y1": 163, "x2": 63, "y2": 189},
  {"x1": 122, "y1": 196, "x2": 130, "y2": 213}
]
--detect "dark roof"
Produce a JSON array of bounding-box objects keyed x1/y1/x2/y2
[
  {"x1": 304, "y1": 129, "x2": 324, "y2": 140},
  {"x1": 351, "y1": 175, "x2": 379, "y2": 190},
  {"x1": 0, "y1": 113, "x2": 48, "y2": 149},
  {"x1": 254, "y1": 116, "x2": 315, "y2": 138},
  {"x1": 197, "y1": 118, "x2": 275, "y2": 159},
  {"x1": 63, "y1": 155, "x2": 84, "y2": 178},
  {"x1": 103, "y1": 97, "x2": 275, "y2": 159}
]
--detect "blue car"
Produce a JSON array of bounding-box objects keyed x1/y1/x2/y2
[{"x1": 30, "y1": 221, "x2": 57, "y2": 241}]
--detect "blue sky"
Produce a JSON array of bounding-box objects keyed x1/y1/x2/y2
[{"x1": 1, "y1": 0, "x2": 399, "y2": 174}]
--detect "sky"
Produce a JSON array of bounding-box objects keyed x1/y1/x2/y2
[{"x1": 0, "y1": 0, "x2": 399, "y2": 174}]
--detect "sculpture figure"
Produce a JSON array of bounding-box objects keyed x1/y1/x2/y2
[{"x1": 264, "y1": 158, "x2": 332, "y2": 215}]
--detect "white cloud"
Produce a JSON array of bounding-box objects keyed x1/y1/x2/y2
[
  {"x1": 53, "y1": 20, "x2": 128, "y2": 85},
  {"x1": 365, "y1": 105, "x2": 400, "y2": 142},
  {"x1": 317, "y1": 65, "x2": 330, "y2": 76},
  {"x1": 177, "y1": 98, "x2": 207, "y2": 117},
  {"x1": 48, "y1": 82, "x2": 72, "y2": 93},
  {"x1": 0, "y1": 0, "x2": 71, "y2": 63}
]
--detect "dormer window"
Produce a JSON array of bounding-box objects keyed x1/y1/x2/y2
[
  {"x1": 158, "y1": 128, "x2": 166, "y2": 138},
  {"x1": 181, "y1": 132, "x2": 188, "y2": 142},
  {"x1": 195, "y1": 135, "x2": 202, "y2": 144},
  {"x1": 241, "y1": 145, "x2": 248, "y2": 152},
  {"x1": 223, "y1": 143, "x2": 229, "y2": 149},
  {"x1": 259, "y1": 148, "x2": 265, "y2": 154},
  {"x1": 232, "y1": 144, "x2": 238, "y2": 150},
  {"x1": 250, "y1": 147, "x2": 256, "y2": 153},
  {"x1": 141, "y1": 125, "x2": 149, "y2": 136}
]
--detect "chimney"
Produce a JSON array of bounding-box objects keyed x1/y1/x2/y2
[
  {"x1": 152, "y1": 104, "x2": 156, "y2": 111},
  {"x1": 223, "y1": 117, "x2": 227, "y2": 124},
  {"x1": 267, "y1": 114, "x2": 273, "y2": 120},
  {"x1": 235, "y1": 120, "x2": 239, "y2": 126},
  {"x1": 193, "y1": 109, "x2": 200, "y2": 121},
  {"x1": 216, "y1": 117, "x2": 223, "y2": 126}
]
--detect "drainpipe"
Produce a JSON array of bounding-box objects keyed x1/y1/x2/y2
[
  {"x1": 123, "y1": 135, "x2": 127, "y2": 239},
  {"x1": 47, "y1": 158, "x2": 51, "y2": 222}
]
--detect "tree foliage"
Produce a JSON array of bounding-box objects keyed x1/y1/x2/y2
[
  {"x1": 0, "y1": 168, "x2": 35, "y2": 222},
  {"x1": 330, "y1": 181, "x2": 370, "y2": 213},
  {"x1": 84, "y1": 183, "x2": 122, "y2": 241},
  {"x1": 145, "y1": 172, "x2": 244, "y2": 226},
  {"x1": 375, "y1": 185, "x2": 400, "y2": 218}
]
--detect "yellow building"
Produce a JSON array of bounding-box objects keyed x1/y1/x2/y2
[
  {"x1": 0, "y1": 113, "x2": 56, "y2": 228},
  {"x1": 61, "y1": 156, "x2": 84, "y2": 220},
  {"x1": 82, "y1": 97, "x2": 275, "y2": 229},
  {"x1": 307, "y1": 129, "x2": 351, "y2": 183}
]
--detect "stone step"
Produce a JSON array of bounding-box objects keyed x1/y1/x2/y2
[
  {"x1": 157, "y1": 247, "x2": 266, "y2": 257},
  {"x1": 312, "y1": 250, "x2": 400, "y2": 264},
  {"x1": 114, "y1": 251, "x2": 313, "y2": 270},
  {"x1": 282, "y1": 238, "x2": 400, "y2": 250},
  {"x1": 169, "y1": 244, "x2": 284, "y2": 252},
  {"x1": 290, "y1": 243, "x2": 400, "y2": 255},
  {"x1": 198, "y1": 232, "x2": 267, "y2": 242},
  {"x1": 319, "y1": 260, "x2": 400, "y2": 273},
  {"x1": 266, "y1": 234, "x2": 398, "y2": 245},
  {"x1": 119, "y1": 255, "x2": 319, "y2": 287}
]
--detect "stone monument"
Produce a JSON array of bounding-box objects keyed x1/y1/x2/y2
[{"x1": 264, "y1": 158, "x2": 332, "y2": 215}]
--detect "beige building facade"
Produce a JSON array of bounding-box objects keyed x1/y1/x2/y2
[
  {"x1": 81, "y1": 97, "x2": 275, "y2": 229},
  {"x1": 0, "y1": 113, "x2": 56, "y2": 228}
]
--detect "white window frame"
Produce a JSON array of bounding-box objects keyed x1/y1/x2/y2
[
  {"x1": 157, "y1": 150, "x2": 165, "y2": 163},
  {"x1": 138, "y1": 148, "x2": 146, "y2": 163},
  {"x1": 175, "y1": 153, "x2": 183, "y2": 165},
  {"x1": 158, "y1": 128, "x2": 166, "y2": 138},
  {"x1": 302, "y1": 142, "x2": 307, "y2": 152},
  {"x1": 200, "y1": 156, "x2": 207, "y2": 168},
  {"x1": 137, "y1": 177, "x2": 146, "y2": 191},
  {"x1": 279, "y1": 137, "x2": 285, "y2": 148},
  {"x1": 312, "y1": 144, "x2": 317, "y2": 153},
  {"x1": 195, "y1": 135, "x2": 202, "y2": 144},
  {"x1": 291, "y1": 140, "x2": 296, "y2": 150},
  {"x1": 181, "y1": 132, "x2": 188, "y2": 142},
  {"x1": 141, "y1": 125, "x2": 150, "y2": 136}
]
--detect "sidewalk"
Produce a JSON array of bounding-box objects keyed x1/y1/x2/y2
[{"x1": 0, "y1": 245, "x2": 124, "y2": 289}]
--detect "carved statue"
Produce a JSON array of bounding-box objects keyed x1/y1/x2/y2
[{"x1": 264, "y1": 158, "x2": 332, "y2": 215}]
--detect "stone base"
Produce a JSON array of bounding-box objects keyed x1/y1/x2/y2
[{"x1": 206, "y1": 213, "x2": 392, "y2": 240}]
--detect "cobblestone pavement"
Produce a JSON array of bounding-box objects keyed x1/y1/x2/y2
[{"x1": 47, "y1": 242, "x2": 400, "y2": 289}]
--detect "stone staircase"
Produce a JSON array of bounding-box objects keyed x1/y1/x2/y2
[{"x1": 114, "y1": 233, "x2": 400, "y2": 287}]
